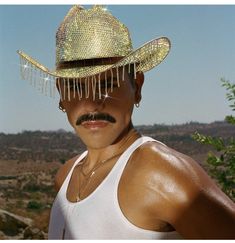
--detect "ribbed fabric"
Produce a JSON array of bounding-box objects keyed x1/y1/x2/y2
[{"x1": 48, "y1": 136, "x2": 182, "y2": 239}]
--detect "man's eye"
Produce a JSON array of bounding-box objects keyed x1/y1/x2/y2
[
  {"x1": 67, "y1": 80, "x2": 119, "y2": 92},
  {"x1": 69, "y1": 85, "x2": 77, "y2": 92},
  {"x1": 100, "y1": 82, "x2": 118, "y2": 90},
  {"x1": 69, "y1": 83, "x2": 85, "y2": 91},
  {"x1": 69, "y1": 85, "x2": 76, "y2": 91}
]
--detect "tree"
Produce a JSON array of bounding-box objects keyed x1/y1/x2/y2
[{"x1": 192, "y1": 79, "x2": 235, "y2": 201}]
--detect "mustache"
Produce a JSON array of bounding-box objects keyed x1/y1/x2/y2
[{"x1": 76, "y1": 113, "x2": 116, "y2": 126}]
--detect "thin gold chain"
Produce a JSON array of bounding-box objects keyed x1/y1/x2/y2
[
  {"x1": 76, "y1": 152, "x2": 123, "y2": 201},
  {"x1": 80, "y1": 151, "x2": 123, "y2": 177},
  {"x1": 76, "y1": 129, "x2": 141, "y2": 201}
]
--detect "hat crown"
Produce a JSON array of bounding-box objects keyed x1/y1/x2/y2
[{"x1": 56, "y1": 5, "x2": 133, "y2": 64}]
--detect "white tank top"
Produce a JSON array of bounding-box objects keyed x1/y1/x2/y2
[{"x1": 48, "y1": 136, "x2": 182, "y2": 239}]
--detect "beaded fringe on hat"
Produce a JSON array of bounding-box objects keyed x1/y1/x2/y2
[
  {"x1": 19, "y1": 55, "x2": 138, "y2": 101},
  {"x1": 19, "y1": 56, "x2": 57, "y2": 98}
]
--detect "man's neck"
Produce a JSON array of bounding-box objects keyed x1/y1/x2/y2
[{"x1": 84, "y1": 127, "x2": 141, "y2": 171}]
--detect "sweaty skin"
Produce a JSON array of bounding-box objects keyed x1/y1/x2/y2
[{"x1": 55, "y1": 70, "x2": 235, "y2": 239}]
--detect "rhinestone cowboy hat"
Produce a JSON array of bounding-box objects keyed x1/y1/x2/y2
[{"x1": 17, "y1": 5, "x2": 171, "y2": 101}]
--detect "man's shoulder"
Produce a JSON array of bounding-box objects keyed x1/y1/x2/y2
[
  {"x1": 128, "y1": 139, "x2": 224, "y2": 223},
  {"x1": 134, "y1": 139, "x2": 198, "y2": 174},
  {"x1": 133, "y1": 140, "x2": 235, "y2": 238},
  {"x1": 54, "y1": 154, "x2": 81, "y2": 192},
  {"x1": 131, "y1": 139, "x2": 214, "y2": 201}
]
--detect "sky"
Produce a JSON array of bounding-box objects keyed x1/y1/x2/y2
[{"x1": 0, "y1": 4, "x2": 235, "y2": 133}]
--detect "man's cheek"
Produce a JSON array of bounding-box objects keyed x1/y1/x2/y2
[{"x1": 65, "y1": 113, "x2": 77, "y2": 128}]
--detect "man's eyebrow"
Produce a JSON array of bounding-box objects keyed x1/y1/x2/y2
[
  {"x1": 61, "y1": 79, "x2": 84, "y2": 86},
  {"x1": 60, "y1": 76, "x2": 119, "y2": 87},
  {"x1": 100, "y1": 76, "x2": 118, "y2": 84}
]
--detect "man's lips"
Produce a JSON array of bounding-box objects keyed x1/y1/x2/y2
[{"x1": 81, "y1": 120, "x2": 109, "y2": 129}]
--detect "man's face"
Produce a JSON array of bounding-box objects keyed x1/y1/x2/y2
[{"x1": 58, "y1": 69, "x2": 144, "y2": 149}]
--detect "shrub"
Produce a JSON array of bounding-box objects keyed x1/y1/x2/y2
[
  {"x1": 192, "y1": 79, "x2": 235, "y2": 201},
  {"x1": 27, "y1": 201, "x2": 43, "y2": 210}
]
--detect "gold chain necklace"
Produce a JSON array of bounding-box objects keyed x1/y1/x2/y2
[{"x1": 76, "y1": 152, "x2": 123, "y2": 202}]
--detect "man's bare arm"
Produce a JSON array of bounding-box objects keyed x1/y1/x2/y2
[{"x1": 165, "y1": 151, "x2": 235, "y2": 239}]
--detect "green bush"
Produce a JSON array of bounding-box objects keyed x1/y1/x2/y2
[
  {"x1": 192, "y1": 79, "x2": 235, "y2": 201},
  {"x1": 23, "y1": 183, "x2": 40, "y2": 192},
  {"x1": 27, "y1": 200, "x2": 43, "y2": 210}
]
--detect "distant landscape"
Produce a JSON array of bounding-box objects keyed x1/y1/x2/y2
[{"x1": 0, "y1": 121, "x2": 234, "y2": 239}]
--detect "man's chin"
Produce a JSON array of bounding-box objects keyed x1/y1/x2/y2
[
  {"x1": 80, "y1": 137, "x2": 117, "y2": 150},
  {"x1": 74, "y1": 126, "x2": 120, "y2": 149}
]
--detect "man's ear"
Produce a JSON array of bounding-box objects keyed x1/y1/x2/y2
[
  {"x1": 59, "y1": 100, "x2": 66, "y2": 111},
  {"x1": 134, "y1": 72, "x2": 144, "y2": 104}
]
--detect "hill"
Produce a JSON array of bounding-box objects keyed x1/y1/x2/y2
[
  {"x1": 0, "y1": 121, "x2": 233, "y2": 164},
  {"x1": 0, "y1": 121, "x2": 234, "y2": 239}
]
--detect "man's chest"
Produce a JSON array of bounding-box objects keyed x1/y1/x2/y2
[{"x1": 66, "y1": 158, "x2": 174, "y2": 232}]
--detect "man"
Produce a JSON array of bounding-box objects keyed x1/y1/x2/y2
[{"x1": 18, "y1": 5, "x2": 235, "y2": 239}]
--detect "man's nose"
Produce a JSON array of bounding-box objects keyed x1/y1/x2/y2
[{"x1": 79, "y1": 91, "x2": 105, "y2": 111}]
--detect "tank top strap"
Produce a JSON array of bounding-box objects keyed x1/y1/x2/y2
[{"x1": 111, "y1": 136, "x2": 160, "y2": 185}]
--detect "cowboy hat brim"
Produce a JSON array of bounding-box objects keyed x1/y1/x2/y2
[{"x1": 17, "y1": 37, "x2": 170, "y2": 80}]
